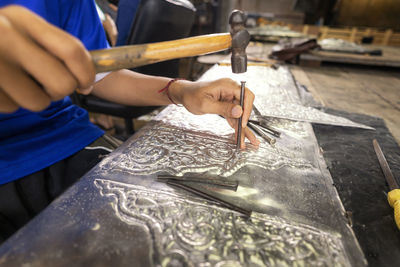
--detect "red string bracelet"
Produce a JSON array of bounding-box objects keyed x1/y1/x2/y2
[{"x1": 158, "y1": 78, "x2": 185, "y2": 105}]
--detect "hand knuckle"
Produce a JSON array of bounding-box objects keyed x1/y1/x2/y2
[
  {"x1": 218, "y1": 78, "x2": 231, "y2": 85},
  {"x1": 61, "y1": 77, "x2": 78, "y2": 94},
  {"x1": 63, "y1": 39, "x2": 85, "y2": 60},
  {"x1": 0, "y1": 15, "x2": 12, "y2": 38},
  {"x1": 7, "y1": 5, "x2": 28, "y2": 14},
  {"x1": 2, "y1": 5, "x2": 32, "y2": 22},
  {"x1": 80, "y1": 69, "x2": 95, "y2": 88},
  {"x1": 63, "y1": 39, "x2": 94, "y2": 87},
  {"x1": 0, "y1": 5, "x2": 18, "y2": 15},
  {"x1": 47, "y1": 77, "x2": 77, "y2": 100}
]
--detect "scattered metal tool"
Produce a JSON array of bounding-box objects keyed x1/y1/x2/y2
[
  {"x1": 157, "y1": 174, "x2": 238, "y2": 191},
  {"x1": 248, "y1": 119, "x2": 281, "y2": 138},
  {"x1": 251, "y1": 106, "x2": 282, "y2": 138},
  {"x1": 157, "y1": 174, "x2": 248, "y2": 216},
  {"x1": 237, "y1": 81, "x2": 246, "y2": 149},
  {"x1": 259, "y1": 119, "x2": 281, "y2": 137},
  {"x1": 248, "y1": 121, "x2": 276, "y2": 145},
  {"x1": 166, "y1": 180, "x2": 251, "y2": 217},
  {"x1": 373, "y1": 139, "x2": 400, "y2": 230}
]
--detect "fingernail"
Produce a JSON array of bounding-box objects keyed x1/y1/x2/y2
[{"x1": 231, "y1": 106, "x2": 242, "y2": 117}]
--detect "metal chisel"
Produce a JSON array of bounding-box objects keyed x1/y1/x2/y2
[
  {"x1": 373, "y1": 139, "x2": 400, "y2": 230},
  {"x1": 236, "y1": 81, "x2": 245, "y2": 149}
]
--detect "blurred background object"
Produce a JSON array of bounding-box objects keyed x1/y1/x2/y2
[{"x1": 86, "y1": 0, "x2": 400, "y2": 141}]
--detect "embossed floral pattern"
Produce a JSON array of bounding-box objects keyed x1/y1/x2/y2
[
  {"x1": 95, "y1": 179, "x2": 350, "y2": 267},
  {"x1": 100, "y1": 122, "x2": 313, "y2": 177}
]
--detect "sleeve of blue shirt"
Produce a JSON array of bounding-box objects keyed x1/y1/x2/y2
[
  {"x1": 60, "y1": 0, "x2": 110, "y2": 50},
  {"x1": 0, "y1": 0, "x2": 109, "y2": 50},
  {"x1": 0, "y1": 0, "x2": 110, "y2": 184}
]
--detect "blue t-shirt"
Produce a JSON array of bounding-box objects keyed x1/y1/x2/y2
[{"x1": 0, "y1": 0, "x2": 109, "y2": 184}]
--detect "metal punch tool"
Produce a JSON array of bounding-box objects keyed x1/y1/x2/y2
[{"x1": 157, "y1": 174, "x2": 250, "y2": 217}]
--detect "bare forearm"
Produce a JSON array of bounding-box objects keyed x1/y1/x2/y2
[
  {"x1": 91, "y1": 69, "x2": 190, "y2": 106},
  {"x1": 90, "y1": 69, "x2": 259, "y2": 148}
]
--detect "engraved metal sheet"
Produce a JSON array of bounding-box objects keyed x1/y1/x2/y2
[
  {"x1": 99, "y1": 110, "x2": 313, "y2": 177},
  {"x1": 89, "y1": 65, "x2": 365, "y2": 266},
  {"x1": 0, "y1": 65, "x2": 366, "y2": 267},
  {"x1": 199, "y1": 66, "x2": 373, "y2": 130},
  {"x1": 95, "y1": 178, "x2": 350, "y2": 267}
]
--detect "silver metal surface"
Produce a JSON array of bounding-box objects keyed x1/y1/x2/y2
[
  {"x1": 0, "y1": 65, "x2": 366, "y2": 267},
  {"x1": 94, "y1": 178, "x2": 350, "y2": 266},
  {"x1": 319, "y1": 38, "x2": 368, "y2": 54},
  {"x1": 200, "y1": 66, "x2": 374, "y2": 130},
  {"x1": 98, "y1": 119, "x2": 313, "y2": 178}
]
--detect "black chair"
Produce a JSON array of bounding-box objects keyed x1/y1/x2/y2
[
  {"x1": 73, "y1": 0, "x2": 196, "y2": 137},
  {"x1": 127, "y1": 0, "x2": 196, "y2": 77}
]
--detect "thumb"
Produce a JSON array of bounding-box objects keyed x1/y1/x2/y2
[{"x1": 205, "y1": 99, "x2": 242, "y2": 118}]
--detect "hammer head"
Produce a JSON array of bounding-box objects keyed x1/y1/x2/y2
[{"x1": 229, "y1": 10, "x2": 250, "y2": 74}]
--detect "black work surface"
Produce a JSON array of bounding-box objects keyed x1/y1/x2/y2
[{"x1": 313, "y1": 108, "x2": 400, "y2": 267}]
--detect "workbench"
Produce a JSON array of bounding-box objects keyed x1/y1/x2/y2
[
  {"x1": 0, "y1": 65, "x2": 399, "y2": 267},
  {"x1": 299, "y1": 45, "x2": 400, "y2": 68}
]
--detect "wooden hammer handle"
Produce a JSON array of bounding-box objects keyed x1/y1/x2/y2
[{"x1": 90, "y1": 33, "x2": 232, "y2": 73}]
